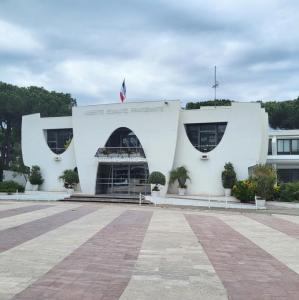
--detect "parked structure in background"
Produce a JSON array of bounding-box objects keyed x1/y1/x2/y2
[
  {"x1": 267, "y1": 129, "x2": 299, "y2": 182},
  {"x1": 21, "y1": 100, "x2": 269, "y2": 196}
]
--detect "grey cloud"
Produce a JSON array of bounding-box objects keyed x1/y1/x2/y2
[{"x1": 0, "y1": 0, "x2": 298, "y2": 103}]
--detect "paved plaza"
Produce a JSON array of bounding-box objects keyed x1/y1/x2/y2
[{"x1": 0, "y1": 202, "x2": 299, "y2": 299}]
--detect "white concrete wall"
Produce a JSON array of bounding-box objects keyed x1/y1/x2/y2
[
  {"x1": 22, "y1": 113, "x2": 76, "y2": 191},
  {"x1": 72, "y1": 100, "x2": 180, "y2": 194},
  {"x1": 171, "y1": 102, "x2": 268, "y2": 196},
  {"x1": 3, "y1": 170, "x2": 27, "y2": 186},
  {"x1": 21, "y1": 101, "x2": 269, "y2": 196}
]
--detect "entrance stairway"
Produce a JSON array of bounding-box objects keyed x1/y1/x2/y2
[{"x1": 62, "y1": 193, "x2": 153, "y2": 205}]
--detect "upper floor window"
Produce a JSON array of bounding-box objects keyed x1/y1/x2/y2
[
  {"x1": 46, "y1": 128, "x2": 73, "y2": 154},
  {"x1": 268, "y1": 139, "x2": 272, "y2": 155},
  {"x1": 185, "y1": 122, "x2": 227, "y2": 152},
  {"x1": 277, "y1": 139, "x2": 299, "y2": 155},
  {"x1": 105, "y1": 127, "x2": 141, "y2": 148}
]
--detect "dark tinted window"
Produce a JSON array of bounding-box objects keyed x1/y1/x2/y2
[
  {"x1": 46, "y1": 128, "x2": 73, "y2": 154},
  {"x1": 268, "y1": 139, "x2": 272, "y2": 155},
  {"x1": 277, "y1": 139, "x2": 299, "y2": 155},
  {"x1": 105, "y1": 127, "x2": 141, "y2": 148},
  {"x1": 185, "y1": 122, "x2": 227, "y2": 152},
  {"x1": 277, "y1": 169, "x2": 299, "y2": 182}
]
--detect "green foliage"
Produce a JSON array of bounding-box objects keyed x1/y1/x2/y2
[
  {"x1": 262, "y1": 97, "x2": 299, "y2": 129},
  {"x1": 148, "y1": 171, "x2": 166, "y2": 191},
  {"x1": 232, "y1": 180, "x2": 256, "y2": 203},
  {"x1": 221, "y1": 162, "x2": 237, "y2": 189},
  {"x1": 29, "y1": 165, "x2": 44, "y2": 185},
  {"x1": 185, "y1": 97, "x2": 299, "y2": 129},
  {"x1": 250, "y1": 164, "x2": 276, "y2": 200},
  {"x1": 0, "y1": 81, "x2": 77, "y2": 181},
  {"x1": 59, "y1": 169, "x2": 79, "y2": 189},
  {"x1": 186, "y1": 99, "x2": 232, "y2": 110},
  {"x1": 169, "y1": 166, "x2": 190, "y2": 188},
  {"x1": 0, "y1": 180, "x2": 25, "y2": 193},
  {"x1": 64, "y1": 138, "x2": 72, "y2": 149},
  {"x1": 279, "y1": 182, "x2": 299, "y2": 202}
]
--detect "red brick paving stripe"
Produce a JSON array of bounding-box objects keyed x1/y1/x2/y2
[
  {"x1": 247, "y1": 213, "x2": 299, "y2": 238},
  {"x1": 0, "y1": 205, "x2": 98, "y2": 253},
  {"x1": 0, "y1": 204, "x2": 53, "y2": 219},
  {"x1": 185, "y1": 214, "x2": 299, "y2": 300},
  {"x1": 12, "y1": 210, "x2": 153, "y2": 300}
]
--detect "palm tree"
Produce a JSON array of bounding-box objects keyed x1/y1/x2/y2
[{"x1": 169, "y1": 166, "x2": 190, "y2": 188}]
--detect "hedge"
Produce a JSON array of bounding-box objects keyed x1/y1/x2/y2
[
  {"x1": 279, "y1": 182, "x2": 299, "y2": 202},
  {"x1": 0, "y1": 181, "x2": 25, "y2": 193}
]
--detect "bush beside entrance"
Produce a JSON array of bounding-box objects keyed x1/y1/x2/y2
[{"x1": 0, "y1": 181, "x2": 25, "y2": 193}]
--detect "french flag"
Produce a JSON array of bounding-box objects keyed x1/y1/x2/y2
[{"x1": 120, "y1": 79, "x2": 126, "y2": 103}]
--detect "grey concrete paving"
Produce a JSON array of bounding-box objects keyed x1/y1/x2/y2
[{"x1": 0, "y1": 201, "x2": 299, "y2": 300}]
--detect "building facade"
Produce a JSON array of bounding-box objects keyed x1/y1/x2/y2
[
  {"x1": 22, "y1": 100, "x2": 270, "y2": 196},
  {"x1": 267, "y1": 129, "x2": 299, "y2": 182}
]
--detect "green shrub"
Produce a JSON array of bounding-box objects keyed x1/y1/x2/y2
[
  {"x1": 0, "y1": 181, "x2": 25, "y2": 193},
  {"x1": 169, "y1": 166, "x2": 190, "y2": 188},
  {"x1": 232, "y1": 180, "x2": 255, "y2": 203},
  {"x1": 279, "y1": 182, "x2": 299, "y2": 202},
  {"x1": 148, "y1": 171, "x2": 166, "y2": 191},
  {"x1": 29, "y1": 165, "x2": 44, "y2": 185},
  {"x1": 250, "y1": 164, "x2": 276, "y2": 200},
  {"x1": 59, "y1": 169, "x2": 79, "y2": 189},
  {"x1": 221, "y1": 162, "x2": 237, "y2": 189}
]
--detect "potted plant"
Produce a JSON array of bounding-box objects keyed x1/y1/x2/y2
[
  {"x1": 29, "y1": 165, "x2": 44, "y2": 191},
  {"x1": 221, "y1": 162, "x2": 237, "y2": 196},
  {"x1": 59, "y1": 169, "x2": 79, "y2": 194},
  {"x1": 169, "y1": 166, "x2": 190, "y2": 195},
  {"x1": 148, "y1": 171, "x2": 166, "y2": 197},
  {"x1": 250, "y1": 164, "x2": 276, "y2": 208}
]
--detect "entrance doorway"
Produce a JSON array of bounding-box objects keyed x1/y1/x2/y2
[{"x1": 96, "y1": 163, "x2": 150, "y2": 196}]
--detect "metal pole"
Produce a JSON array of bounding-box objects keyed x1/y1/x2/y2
[{"x1": 214, "y1": 66, "x2": 217, "y2": 100}]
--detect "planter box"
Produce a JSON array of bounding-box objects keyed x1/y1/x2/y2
[
  {"x1": 224, "y1": 188, "x2": 231, "y2": 197},
  {"x1": 31, "y1": 184, "x2": 39, "y2": 191},
  {"x1": 178, "y1": 188, "x2": 186, "y2": 196},
  {"x1": 255, "y1": 196, "x2": 266, "y2": 208},
  {"x1": 66, "y1": 188, "x2": 74, "y2": 195},
  {"x1": 151, "y1": 190, "x2": 160, "y2": 198}
]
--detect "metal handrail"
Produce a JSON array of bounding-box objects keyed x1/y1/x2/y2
[{"x1": 95, "y1": 147, "x2": 145, "y2": 158}]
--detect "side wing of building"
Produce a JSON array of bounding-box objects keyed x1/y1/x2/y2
[{"x1": 22, "y1": 113, "x2": 77, "y2": 191}]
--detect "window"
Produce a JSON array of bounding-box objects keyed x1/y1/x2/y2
[
  {"x1": 185, "y1": 122, "x2": 227, "y2": 152},
  {"x1": 46, "y1": 129, "x2": 73, "y2": 154},
  {"x1": 277, "y1": 169, "x2": 299, "y2": 182},
  {"x1": 105, "y1": 127, "x2": 141, "y2": 148},
  {"x1": 268, "y1": 139, "x2": 272, "y2": 155},
  {"x1": 277, "y1": 139, "x2": 299, "y2": 155}
]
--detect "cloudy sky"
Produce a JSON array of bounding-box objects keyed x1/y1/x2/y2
[{"x1": 0, "y1": 0, "x2": 298, "y2": 105}]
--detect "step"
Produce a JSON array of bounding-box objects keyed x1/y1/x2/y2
[{"x1": 61, "y1": 196, "x2": 152, "y2": 205}]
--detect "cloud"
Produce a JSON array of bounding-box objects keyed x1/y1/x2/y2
[
  {"x1": 0, "y1": 0, "x2": 298, "y2": 104},
  {"x1": 0, "y1": 19, "x2": 42, "y2": 55}
]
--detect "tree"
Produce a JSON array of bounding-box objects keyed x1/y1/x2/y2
[
  {"x1": 59, "y1": 169, "x2": 79, "y2": 189},
  {"x1": 185, "y1": 97, "x2": 299, "y2": 129},
  {"x1": 186, "y1": 99, "x2": 232, "y2": 109},
  {"x1": 29, "y1": 165, "x2": 44, "y2": 186},
  {"x1": 169, "y1": 166, "x2": 190, "y2": 188},
  {"x1": 148, "y1": 171, "x2": 166, "y2": 191},
  {"x1": 221, "y1": 162, "x2": 237, "y2": 189},
  {"x1": 262, "y1": 97, "x2": 299, "y2": 129},
  {"x1": 0, "y1": 81, "x2": 77, "y2": 181}
]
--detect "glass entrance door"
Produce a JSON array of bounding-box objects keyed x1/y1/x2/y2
[{"x1": 96, "y1": 163, "x2": 150, "y2": 195}]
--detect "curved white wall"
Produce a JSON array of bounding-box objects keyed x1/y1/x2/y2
[
  {"x1": 72, "y1": 101, "x2": 180, "y2": 194},
  {"x1": 22, "y1": 113, "x2": 76, "y2": 191},
  {"x1": 172, "y1": 102, "x2": 268, "y2": 195},
  {"x1": 21, "y1": 101, "x2": 268, "y2": 196}
]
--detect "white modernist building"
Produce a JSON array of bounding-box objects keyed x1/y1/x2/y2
[{"x1": 22, "y1": 100, "x2": 270, "y2": 196}]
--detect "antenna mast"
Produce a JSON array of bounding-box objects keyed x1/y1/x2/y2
[{"x1": 212, "y1": 66, "x2": 219, "y2": 100}]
